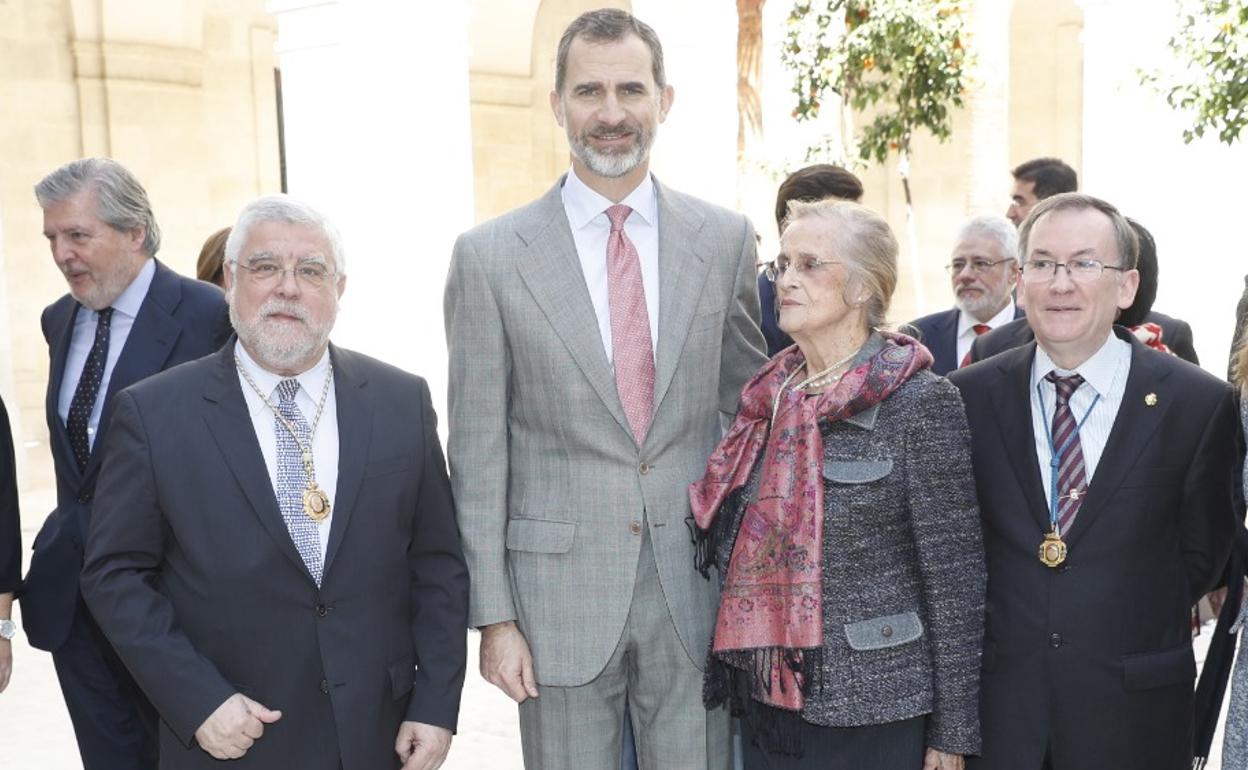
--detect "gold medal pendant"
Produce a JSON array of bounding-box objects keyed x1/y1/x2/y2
[
  {"x1": 1038, "y1": 529, "x2": 1067, "y2": 568},
  {"x1": 303, "y1": 483, "x2": 331, "y2": 522}
]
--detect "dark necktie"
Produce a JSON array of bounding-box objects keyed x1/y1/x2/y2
[
  {"x1": 605, "y1": 204, "x2": 655, "y2": 445},
  {"x1": 1046, "y1": 372, "x2": 1087, "y2": 534},
  {"x1": 959, "y1": 323, "x2": 991, "y2": 368},
  {"x1": 66, "y1": 307, "x2": 114, "y2": 471}
]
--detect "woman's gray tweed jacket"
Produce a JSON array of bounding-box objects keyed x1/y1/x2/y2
[{"x1": 714, "y1": 366, "x2": 986, "y2": 755}]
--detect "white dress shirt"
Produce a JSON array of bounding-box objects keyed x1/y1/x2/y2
[
  {"x1": 955, "y1": 298, "x2": 1016, "y2": 367},
  {"x1": 234, "y1": 342, "x2": 339, "y2": 555},
  {"x1": 58, "y1": 258, "x2": 157, "y2": 450},
  {"x1": 560, "y1": 166, "x2": 660, "y2": 363},
  {"x1": 1030, "y1": 332, "x2": 1132, "y2": 512}
]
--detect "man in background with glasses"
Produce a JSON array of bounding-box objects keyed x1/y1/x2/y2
[
  {"x1": 948, "y1": 193, "x2": 1238, "y2": 770},
  {"x1": 908, "y1": 215, "x2": 1022, "y2": 375}
]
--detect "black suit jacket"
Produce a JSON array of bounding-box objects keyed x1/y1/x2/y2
[
  {"x1": 949, "y1": 330, "x2": 1238, "y2": 770},
  {"x1": 908, "y1": 305, "x2": 1025, "y2": 376},
  {"x1": 21, "y1": 261, "x2": 230, "y2": 650},
  {"x1": 971, "y1": 311, "x2": 1199, "y2": 367},
  {"x1": 0, "y1": 395, "x2": 19, "y2": 594},
  {"x1": 81, "y1": 343, "x2": 470, "y2": 770}
]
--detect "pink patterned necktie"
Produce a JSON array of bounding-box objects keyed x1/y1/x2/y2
[
  {"x1": 1047, "y1": 372, "x2": 1087, "y2": 535},
  {"x1": 606, "y1": 204, "x2": 655, "y2": 445}
]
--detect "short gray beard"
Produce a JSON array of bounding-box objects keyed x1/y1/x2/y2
[
  {"x1": 956, "y1": 288, "x2": 1010, "y2": 322},
  {"x1": 567, "y1": 125, "x2": 653, "y2": 179},
  {"x1": 228, "y1": 293, "x2": 336, "y2": 373}
]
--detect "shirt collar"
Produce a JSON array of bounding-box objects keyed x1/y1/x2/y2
[
  {"x1": 561, "y1": 166, "x2": 657, "y2": 231},
  {"x1": 957, "y1": 298, "x2": 1015, "y2": 338},
  {"x1": 81, "y1": 257, "x2": 156, "y2": 321},
  {"x1": 234, "y1": 340, "x2": 332, "y2": 418},
  {"x1": 1031, "y1": 330, "x2": 1129, "y2": 397}
]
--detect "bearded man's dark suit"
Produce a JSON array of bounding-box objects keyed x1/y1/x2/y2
[
  {"x1": 908, "y1": 305, "x2": 1026, "y2": 376},
  {"x1": 80, "y1": 342, "x2": 469, "y2": 769},
  {"x1": 948, "y1": 329, "x2": 1238, "y2": 770},
  {"x1": 21, "y1": 260, "x2": 229, "y2": 767}
]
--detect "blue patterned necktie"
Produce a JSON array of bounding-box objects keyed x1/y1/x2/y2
[
  {"x1": 67, "y1": 306, "x2": 113, "y2": 471},
  {"x1": 275, "y1": 378, "x2": 324, "y2": 585}
]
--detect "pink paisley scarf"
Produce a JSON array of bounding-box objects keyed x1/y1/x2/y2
[{"x1": 690, "y1": 331, "x2": 931, "y2": 712}]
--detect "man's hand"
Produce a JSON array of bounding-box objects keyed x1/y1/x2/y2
[
  {"x1": 194, "y1": 693, "x2": 282, "y2": 760},
  {"x1": 395, "y1": 721, "x2": 452, "y2": 770},
  {"x1": 923, "y1": 748, "x2": 965, "y2": 770},
  {"x1": 479, "y1": 620, "x2": 538, "y2": 702},
  {"x1": 0, "y1": 639, "x2": 11, "y2": 694}
]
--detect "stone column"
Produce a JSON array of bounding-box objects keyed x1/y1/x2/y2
[
  {"x1": 268, "y1": 0, "x2": 475, "y2": 422},
  {"x1": 964, "y1": 0, "x2": 1012, "y2": 214}
]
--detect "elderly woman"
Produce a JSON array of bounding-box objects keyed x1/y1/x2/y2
[{"x1": 691, "y1": 200, "x2": 985, "y2": 770}]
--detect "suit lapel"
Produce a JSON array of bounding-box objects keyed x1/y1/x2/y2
[
  {"x1": 45, "y1": 299, "x2": 80, "y2": 477},
  {"x1": 936, "y1": 310, "x2": 960, "y2": 373},
  {"x1": 323, "y1": 345, "x2": 371, "y2": 574},
  {"x1": 1066, "y1": 337, "x2": 1170, "y2": 546},
  {"x1": 201, "y1": 344, "x2": 313, "y2": 580},
  {"x1": 88, "y1": 262, "x2": 183, "y2": 477},
  {"x1": 987, "y1": 342, "x2": 1051, "y2": 533},
  {"x1": 514, "y1": 179, "x2": 632, "y2": 437},
  {"x1": 652, "y1": 180, "x2": 713, "y2": 420}
]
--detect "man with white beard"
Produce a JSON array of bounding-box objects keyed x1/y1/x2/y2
[
  {"x1": 909, "y1": 215, "x2": 1023, "y2": 375},
  {"x1": 444, "y1": 8, "x2": 766, "y2": 769},
  {"x1": 82, "y1": 194, "x2": 469, "y2": 770}
]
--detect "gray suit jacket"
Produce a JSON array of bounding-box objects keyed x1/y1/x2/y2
[{"x1": 444, "y1": 175, "x2": 767, "y2": 686}]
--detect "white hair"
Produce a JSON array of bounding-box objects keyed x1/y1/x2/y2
[{"x1": 225, "y1": 194, "x2": 346, "y2": 277}]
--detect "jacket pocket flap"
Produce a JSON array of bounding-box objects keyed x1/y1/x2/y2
[
  {"x1": 844, "y1": 611, "x2": 923, "y2": 650},
  {"x1": 824, "y1": 459, "x2": 894, "y2": 483},
  {"x1": 505, "y1": 518, "x2": 575, "y2": 554},
  {"x1": 1121, "y1": 644, "x2": 1195, "y2": 691},
  {"x1": 365, "y1": 455, "x2": 410, "y2": 478},
  {"x1": 389, "y1": 656, "x2": 416, "y2": 699}
]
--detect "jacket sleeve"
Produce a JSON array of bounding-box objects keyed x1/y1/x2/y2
[
  {"x1": 80, "y1": 390, "x2": 236, "y2": 746},
  {"x1": 0, "y1": 396, "x2": 19, "y2": 594},
  {"x1": 904, "y1": 380, "x2": 986, "y2": 755},
  {"x1": 443, "y1": 232, "x2": 516, "y2": 628},
  {"x1": 1180, "y1": 383, "x2": 1239, "y2": 602},
  {"x1": 404, "y1": 379, "x2": 470, "y2": 730},
  {"x1": 718, "y1": 216, "x2": 767, "y2": 418}
]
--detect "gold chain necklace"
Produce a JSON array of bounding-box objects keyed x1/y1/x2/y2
[{"x1": 235, "y1": 355, "x2": 335, "y2": 522}]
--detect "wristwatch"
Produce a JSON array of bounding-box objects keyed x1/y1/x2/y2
[{"x1": 0, "y1": 618, "x2": 15, "y2": 641}]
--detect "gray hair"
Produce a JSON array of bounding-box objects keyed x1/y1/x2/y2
[
  {"x1": 954, "y1": 214, "x2": 1018, "y2": 261},
  {"x1": 554, "y1": 8, "x2": 666, "y2": 94},
  {"x1": 785, "y1": 198, "x2": 898, "y2": 329},
  {"x1": 1018, "y1": 192, "x2": 1138, "y2": 270},
  {"x1": 35, "y1": 158, "x2": 161, "y2": 257},
  {"x1": 225, "y1": 194, "x2": 346, "y2": 277}
]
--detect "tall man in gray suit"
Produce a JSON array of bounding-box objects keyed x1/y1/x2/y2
[{"x1": 444, "y1": 9, "x2": 766, "y2": 769}]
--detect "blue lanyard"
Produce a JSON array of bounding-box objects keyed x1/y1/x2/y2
[{"x1": 1036, "y1": 380, "x2": 1101, "y2": 532}]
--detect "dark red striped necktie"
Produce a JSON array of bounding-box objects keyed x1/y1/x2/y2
[{"x1": 1046, "y1": 372, "x2": 1087, "y2": 534}]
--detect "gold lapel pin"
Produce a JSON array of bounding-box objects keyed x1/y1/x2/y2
[{"x1": 1145, "y1": 393, "x2": 1158, "y2": 407}]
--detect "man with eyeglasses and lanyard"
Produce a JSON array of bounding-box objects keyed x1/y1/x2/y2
[
  {"x1": 81, "y1": 195, "x2": 468, "y2": 769},
  {"x1": 947, "y1": 192, "x2": 1238, "y2": 770},
  {"x1": 908, "y1": 214, "x2": 1023, "y2": 375}
]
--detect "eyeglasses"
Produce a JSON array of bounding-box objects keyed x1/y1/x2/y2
[
  {"x1": 760, "y1": 257, "x2": 842, "y2": 282},
  {"x1": 1020, "y1": 258, "x2": 1128, "y2": 284},
  {"x1": 945, "y1": 257, "x2": 1014, "y2": 275},
  {"x1": 233, "y1": 259, "x2": 337, "y2": 289}
]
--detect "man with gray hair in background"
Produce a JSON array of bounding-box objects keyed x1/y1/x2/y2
[
  {"x1": 445, "y1": 7, "x2": 766, "y2": 769},
  {"x1": 21, "y1": 157, "x2": 230, "y2": 769},
  {"x1": 909, "y1": 215, "x2": 1023, "y2": 375}
]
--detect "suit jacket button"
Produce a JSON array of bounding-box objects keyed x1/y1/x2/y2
[
  {"x1": 639, "y1": 462, "x2": 650, "y2": 474},
  {"x1": 630, "y1": 521, "x2": 642, "y2": 535},
  {"x1": 77, "y1": 492, "x2": 91, "y2": 504},
  {"x1": 320, "y1": 678, "x2": 329, "y2": 694},
  {"x1": 1049, "y1": 633, "x2": 1063, "y2": 648},
  {"x1": 316, "y1": 604, "x2": 328, "y2": 617}
]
